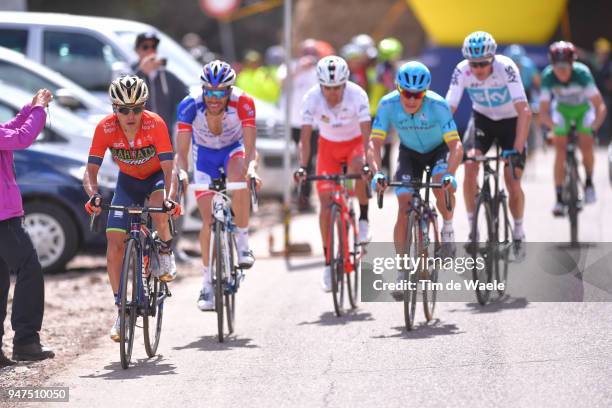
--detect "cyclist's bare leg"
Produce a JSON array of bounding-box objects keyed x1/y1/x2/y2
[
  {"x1": 106, "y1": 231, "x2": 126, "y2": 294},
  {"x1": 432, "y1": 173, "x2": 454, "y2": 220},
  {"x1": 349, "y1": 155, "x2": 368, "y2": 205},
  {"x1": 554, "y1": 136, "x2": 568, "y2": 187},
  {"x1": 196, "y1": 194, "x2": 214, "y2": 266},
  {"x1": 503, "y1": 165, "x2": 525, "y2": 219},
  {"x1": 463, "y1": 148, "x2": 482, "y2": 214},
  {"x1": 318, "y1": 190, "x2": 333, "y2": 251},
  {"x1": 577, "y1": 132, "x2": 594, "y2": 176},
  {"x1": 394, "y1": 193, "x2": 412, "y2": 254},
  {"x1": 149, "y1": 190, "x2": 172, "y2": 241},
  {"x1": 227, "y1": 155, "x2": 249, "y2": 229}
]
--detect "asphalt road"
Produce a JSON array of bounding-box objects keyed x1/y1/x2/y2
[{"x1": 47, "y1": 147, "x2": 612, "y2": 407}]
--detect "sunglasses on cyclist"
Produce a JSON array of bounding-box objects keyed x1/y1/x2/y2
[
  {"x1": 553, "y1": 62, "x2": 571, "y2": 69},
  {"x1": 116, "y1": 105, "x2": 144, "y2": 115},
  {"x1": 397, "y1": 86, "x2": 426, "y2": 100},
  {"x1": 203, "y1": 88, "x2": 231, "y2": 99},
  {"x1": 469, "y1": 59, "x2": 493, "y2": 68}
]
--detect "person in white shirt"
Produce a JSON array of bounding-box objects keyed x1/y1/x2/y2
[
  {"x1": 446, "y1": 31, "x2": 532, "y2": 242},
  {"x1": 294, "y1": 56, "x2": 372, "y2": 292}
]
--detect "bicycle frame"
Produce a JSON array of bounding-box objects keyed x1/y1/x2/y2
[{"x1": 305, "y1": 172, "x2": 364, "y2": 272}]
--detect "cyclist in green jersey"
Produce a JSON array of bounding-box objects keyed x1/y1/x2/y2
[{"x1": 539, "y1": 42, "x2": 607, "y2": 215}]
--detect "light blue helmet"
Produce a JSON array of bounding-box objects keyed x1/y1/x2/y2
[
  {"x1": 396, "y1": 61, "x2": 431, "y2": 92},
  {"x1": 504, "y1": 44, "x2": 527, "y2": 62},
  {"x1": 462, "y1": 31, "x2": 497, "y2": 60}
]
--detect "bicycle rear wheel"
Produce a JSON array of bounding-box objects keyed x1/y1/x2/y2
[
  {"x1": 404, "y1": 211, "x2": 420, "y2": 331},
  {"x1": 471, "y1": 194, "x2": 494, "y2": 305},
  {"x1": 346, "y1": 213, "x2": 360, "y2": 309},
  {"x1": 213, "y1": 221, "x2": 226, "y2": 342},
  {"x1": 422, "y1": 212, "x2": 440, "y2": 321},
  {"x1": 495, "y1": 195, "x2": 511, "y2": 297},
  {"x1": 329, "y1": 205, "x2": 345, "y2": 317},
  {"x1": 119, "y1": 238, "x2": 138, "y2": 369},
  {"x1": 143, "y1": 274, "x2": 164, "y2": 357}
]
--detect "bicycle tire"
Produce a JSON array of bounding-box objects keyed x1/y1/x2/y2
[
  {"x1": 423, "y1": 212, "x2": 440, "y2": 321},
  {"x1": 346, "y1": 212, "x2": 359, "y2": 309},
  {"x1": 567, "y1": 155, "x2": 579, "y2": 245},
  {"x1": 329, "y1": 205, "x2": 345, "y2": 317},
  {"x1": 495, "y1": 195, "x2": 511, "y2": 297},
  {"x1": 404, "y1": 211, "x2": 420, "y2": 331},
  {"x1": 471, "y1": 194, "x2": 494, "y2": 305},
  {"x1": 143, "y1": 271, "x2": 164, "y2": 358},
  {"x1": 213, "y1": 221, "x2": 225, "y2": 342},
  {"x1": 225, "y1": 232, "x2": 236, "y2": 334},
  {"x1": 119, "y1": 238, "x2": 138, "y2": 369}
]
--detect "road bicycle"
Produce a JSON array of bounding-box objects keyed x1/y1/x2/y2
[
  {"x1": 301, "y1": 167, "x2": 368, "y2": 316},
  {"x1": 563, "y1": 127, "x2": 582, "y2": 245},
  {"x1": 464, "y1": 145, "x2": 514, "y2": 305},
  {"x1": 193, "y1": 172, "x2": 258, "y2": 342},
  {"x1": 376, "y1": 167, "x2": 450, "y2": 330},
  {"x1": 91, "y1": 204, "x2": 173, "y2": 369}
]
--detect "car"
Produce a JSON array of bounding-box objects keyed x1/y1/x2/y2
[
  {"x1": 0, "y1": 45, "x2": 111, "y2": 123},
  {"x1": 0, "y1": 84, "x2": 118, "y2": 272},
  {"x1": 0, "y1": 11, "x2": 202, "y2": 98}
]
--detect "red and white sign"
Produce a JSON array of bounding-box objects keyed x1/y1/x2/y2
[{"x1": 199, "y1": 0, "x2": 240, "y2": 18}]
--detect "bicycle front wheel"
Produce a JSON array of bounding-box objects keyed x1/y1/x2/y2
[
  {"x1": 329, "y1": 205, "x2": 345, "y2": 317},
  {"x1": 471, "y1": 194, "x2": 494, "y2": 305},
  {"x1": 422, "y1": 212, "x2": 440, "y2": 321},
  {"x1": 213, "y1": 221, "x2": 226, "y2": 342},
  {"x1": 119, "y1": 238, "x2": 138, "y2": 369},
  {"x1": 225, "y1": 233, "x2": 236, "y2": 335},
  {"x1": 404, "y1": 211, "x2": 420, "y2": 331},
  {"x1": 566, "y1": 156, "x2": 579, "y2": 245},
  {"x1": 346, "y1": 213, "x2": 360, "y2": 310}
]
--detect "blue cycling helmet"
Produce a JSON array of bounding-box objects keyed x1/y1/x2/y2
[
  {"x1": 462, "y1": 31, "x2": 497, "y2": 60},
  {"x1": 504, "y1": 44, "x2": 527, "y2": 62},
  {"x1": 200, "y1": 60, "x2": 236, "y2": 88},
  {"x1": 396, "y1": 61, "x2": 431, "y2": 92}
]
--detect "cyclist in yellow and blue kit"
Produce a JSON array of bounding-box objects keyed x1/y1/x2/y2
[{"x1": 368, "y1": 61, "x2": 463, "y2": 253}]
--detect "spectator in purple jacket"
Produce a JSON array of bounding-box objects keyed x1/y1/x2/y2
[{"x1": 0, "y1": 89, "x2": 55, "y2": 367}]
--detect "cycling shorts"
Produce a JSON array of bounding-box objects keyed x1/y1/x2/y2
[
  {"x1": 316, "y1": 135, "x2": 365, "y2": 193},
  {"x1": 107, "y1": 171, "x2": 165, "y2": 232},
  {"x1": 464, "y1": 111, "x2": 526, "y2": 169},
  {"x1": 394, "y1": 143, "x2": 448, "y2": 195},
  {"x1": 553, "y1": 103, "x2": 594, "y2": 136},
  {"x1": 194, "y1": 141, "x2": 245, "y2": 199}
]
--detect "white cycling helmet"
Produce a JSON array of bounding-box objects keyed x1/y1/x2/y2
[
  {"x1": 316, "y1": 56, "x2": 350, "y2": 86},
  {"x1": 108, "y1": 75, "x2": 148, "y2": 105}
]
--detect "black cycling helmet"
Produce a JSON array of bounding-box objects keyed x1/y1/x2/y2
[{"x1": 548, "y1": 41, "x2": 576, "y2": 64}]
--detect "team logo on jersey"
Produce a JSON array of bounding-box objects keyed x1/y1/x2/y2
[
  {"x1": 467, "y1": 87, "x2": 510, "y2": 107},
  {"x1": 451, "y1": 68, "x2": 461, "y2": 85},
  {"x1": 111, "y1": 146, "x2": 157, "y2": 166},
  {"x1": 321, "y1": 115, "x2": 331, "y2": 123},
  {"x1": 505, "y1": 66, "x2": 518, "y2": 83},
  {"x1": 243, "y1": 103, "x2": 254, "y2": 117}
]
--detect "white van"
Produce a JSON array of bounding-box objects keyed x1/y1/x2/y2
[{"x1": 0, "y1": 11, "x2": 201, "y2": 97}]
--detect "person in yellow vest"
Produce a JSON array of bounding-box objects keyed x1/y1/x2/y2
[
  {"x1": 236, "y1": 50, "x2": 281, "y2": 104},
  {"x1": 370, "y1": 37, "x2": 404, "y2": 174}
]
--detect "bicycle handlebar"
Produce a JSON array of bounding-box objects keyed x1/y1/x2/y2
[
  {"x1": 377, "y1": 180, "x2": 451, "y2": 211},
  {"x1": 89, "y1": 204, "x2": 171, "y2": 233}
]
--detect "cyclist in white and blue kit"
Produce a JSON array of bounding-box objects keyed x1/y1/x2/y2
[
  {"x1": 369, "y1": 61, "x2": 463, "y2": 253},
  {"x1": 446, "y1": 31, "x2": 532, "y2": 242}
]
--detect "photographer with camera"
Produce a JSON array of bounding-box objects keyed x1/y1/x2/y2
[
  {"x1": 133, "y1": 32, "x2": 191, "y2": 263},
  {"x1": 133, "y1": 32, "x2": 189, "y2": 133}
]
